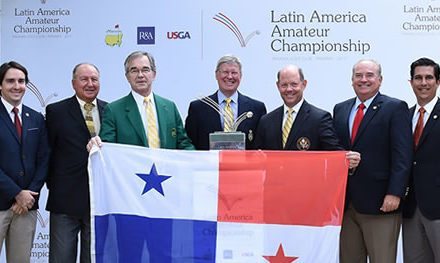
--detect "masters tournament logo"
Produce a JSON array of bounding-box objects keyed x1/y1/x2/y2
[
  {"x1": 213, "y1": 12, "x2": 260, "y2": 47},
  {"x1": 105, "y1": 24, "x2": 123, "y2": 47},
  {"x1": 27, "y1": 81, "x2": 57, "y2": 110}
]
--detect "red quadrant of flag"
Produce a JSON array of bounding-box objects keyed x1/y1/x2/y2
[{"x1": 218, "y1": 151, "x2": 348, "y2": 226}]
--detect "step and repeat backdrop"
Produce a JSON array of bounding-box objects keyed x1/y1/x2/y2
[{"x1": 2, "y1": 0, "x2": 440, "y2": 262}]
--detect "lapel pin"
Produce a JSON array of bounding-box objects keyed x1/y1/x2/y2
[
  {"x1": 434, "y1": 115, "x2": 438, "y2": 120},
  {"x1": 25, "y1": 113, "x2": 29, "y2": 117},
  {"x1": 373, "y1": 105, "x2": 378, "y2": 110}
]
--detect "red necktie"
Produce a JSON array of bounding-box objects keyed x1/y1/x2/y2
[
  {"x1": 413, "y1": 107, "x2": 426, "y2": 148},
  {"x1": 12, "y1": 107, "x2": 22, "y2": 139},
  {"x1": 351, "y1": 103, "x2": 365, "y2": 144}
]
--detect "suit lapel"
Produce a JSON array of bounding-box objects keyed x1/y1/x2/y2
[
  {"x1": 154, "y1": 94, "x2": 169, "y2": 147},
  {"x1": 67, "y1": 97, "x2": 90, "y2": 137},
  {"x1": 210, "y1": 92, "x2": 223, "y2": 131},
  {"x1": 272, "y1": 106, "x2": 285, "y2": 149},
  {"x1": 0, "y1": 102, "x2": 20, "y2": 142},
  {"x1": 352, "y1": 95, "x2": 383, "y2": 145},
  {"x1": 125, "y1": 94, "x2": 147, "y2": 146},
  {"x1": 417, "y1": 99, "x2": 440, "y2": 148},
  {"x1": 285, "y1": 101, "x2": 310, "y2": 149}
]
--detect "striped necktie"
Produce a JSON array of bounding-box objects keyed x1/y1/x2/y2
[
  {"x1": 84, "y1": 103, "x2": 96, "y2": 137},
  {"x1": 144, "y1": 97, "x2": 160, "y2": 148},
  {"x1": 223, "y1": 98, "x2": 234, "y2": 132},
  {"x1": 282, "y1": 109, "x2": 294, "y2": 148}
]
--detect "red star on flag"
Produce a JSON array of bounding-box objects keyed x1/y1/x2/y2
[{"x1": 263, "y1": 244, "x2": 298, "y2": 263}]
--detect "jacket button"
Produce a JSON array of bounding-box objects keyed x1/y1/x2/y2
[
  {"x1": 19, "y1": 171, "x2": 24, "y2": 176},
  {"x1": 413, "y1": 161, "x2": 417, "y2": 165}
]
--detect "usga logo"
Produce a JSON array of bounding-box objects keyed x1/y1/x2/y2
[{"x1": 167, "y1": 31, "x2": 191, "y2": 39}]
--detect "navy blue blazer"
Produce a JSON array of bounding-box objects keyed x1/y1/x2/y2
[
  {"x1": 45, "y1": 96, "x2": 106, "y2": 217},
  {"x1": 185, "y1": 91, "x2": 266, "y2": 150},
  {"x1": 0, "y1": 102, "x2": 49, "y2": 210},
  {"x1": 333, "y1": 93, "x2": 412, "y2": 215},
  {"x1": 403, "y1": 98, "x2": 440, "y2": 220},
  {"x1": 255, "y1": 100, "x2": 342, "y2": 151}
]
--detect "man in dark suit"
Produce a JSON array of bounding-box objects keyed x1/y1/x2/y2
[
  {"x1": 254, "y1": 65, "x2": 360, "y2": 170},
  {"x1": 333, "y1": 59, "x2": 412, "y2": 263},
  {"x1": 185, "y1": 55, "x2": 266, "y2": 150},
  {"x1": 0, "y1": 61, "x2": 49, "y2": 262},
  {"x1": 403, "y1": 57, "x2": 440, "y2": 262},
  {"x1": 46, "y1": 63, "x2": 106, "y2": 263}
]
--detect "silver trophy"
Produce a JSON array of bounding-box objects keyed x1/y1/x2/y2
[{"x1": 199, "y1": 96, "x2": 253, "y2": 150}]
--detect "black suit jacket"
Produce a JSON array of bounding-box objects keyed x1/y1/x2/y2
[
  {"x1": 185, "y1": 91, "x2": 266, "y2": 150},
  {"x1": 333, "y1": 93, "x2": 413, "y2": 215},
  {"x1": 0, "y1": 102, "x2": 49, "y2": 210},
  {"x1": 45, "y1": 96, "x2": 107, "y2": 217},
  {"x1": 403, "y1": 99, "x2": 440, "y2": 220},
  {"x1": 255, "y1": 100, "x2": 342, "y2": 150}
]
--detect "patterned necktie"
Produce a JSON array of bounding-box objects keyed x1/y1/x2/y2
[
  {"x1": 282, "y1": 108, "x2": 294, "y2": 148},
  {"x1": 223, "y1": 98, "x2": 234, "y2": 132},
  {"x1": 144, "y1": 97, "x2": 160, "y2": 148},
  {"x1": 12, "y1": 107, "x2": 22, "y2": 139},
  {"x1": 413, "y1": 107, "x2": 426, "y2": 148},
  {"x1": 351, "y1": 103, "x2": 365, "y2": 144},
  {"x1": 84, "y1": 103, "x2": 96, "y2": 137}
]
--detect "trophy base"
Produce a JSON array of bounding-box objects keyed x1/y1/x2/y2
[{"x1": 209, "y1": 132, "x2": 245, "y2": 150}]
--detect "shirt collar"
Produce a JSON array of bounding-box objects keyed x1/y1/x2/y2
[
  {"x1": 284, "y1": 98, "x2": 304, "y2": 114},
  {"x1": 76, "y1": 96, "x2": 97, "y2": 108},
  {"x1": 416, "y1": 96, "x2": 438, "y2": 115},
  {"x1": 1, "y1": 97, "x2": 22, "y2": 114},
  {"x1": 218, "y1": 90, "x2": 238, "y2": 104}
]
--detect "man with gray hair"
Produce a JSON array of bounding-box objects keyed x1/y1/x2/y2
[
  {"x1": 185, "y1": 55, "x2": 266, "y2": 149},
  {"x1": 333, "y1": 59, "x2": 412, "y2": 263}
]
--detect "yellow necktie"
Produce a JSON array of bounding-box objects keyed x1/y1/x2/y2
[
  {"x1": 282, "y1": 109, "x2": 294, "y2": 148},
  {"x1": 223, "y1": 98, "x2": 234, "y2": 132},
  {"x1": 144, "y1": 97, "x2": 160, "y2": 148},
  {"x1": 84, "y1": 102, "x2": 96, "y2": 137}
]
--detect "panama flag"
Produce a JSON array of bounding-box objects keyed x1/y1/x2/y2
[{"x1": 88, "y1": 143, "x2": 348, "y2": 263}]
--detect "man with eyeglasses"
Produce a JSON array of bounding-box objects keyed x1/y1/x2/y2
[
  {"x1": 333, "y1": 59, "x2": 412, "y2": 263},
  {"x1": 90, "y1": 50, "x2": 193, "y2": 150},
  {"x1": 45, "y1": 63, "x2": 106, "y2": 263},
  {"x1": 185, "y1": 55, "x2": 266, "y2": 150},
  {"x1": 87, "y1": 50, "x2": 194, "y2": 261},
  {"x1": 402, "y1": 57, "x2": 440, "y2": 263}
]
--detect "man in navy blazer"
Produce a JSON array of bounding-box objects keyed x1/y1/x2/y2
[
  {"x1": 185, "y1": 55, "x2": 266, "y2": 150},
  {"x1": 254, "y1": 65, "x2": 360, "y2": 167},
  {"x1": 0, "y1": 61, "x2": 49, "y2": 262},
  {"x1": 333, "y1": 59, "x2": 412, "y2": 263},
  {"x1": 46, "y1": 63, "x2": 106, "y2": 263},
  {"x1": 403, "y1": 57, "x2": 440, "y2": 262}
]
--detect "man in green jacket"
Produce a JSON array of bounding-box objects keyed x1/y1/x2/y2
[{"x1": 89, "y1": 50, "x2": 194, "y2": 150}]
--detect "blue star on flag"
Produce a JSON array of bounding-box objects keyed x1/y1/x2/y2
[{"x1": 136, "y1": 163, "x2": 171, "y2": 196}]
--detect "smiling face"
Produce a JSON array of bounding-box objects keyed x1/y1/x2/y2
[
  {"x1": 72, "y1": 64, "x2": 100, "y2": 103},
  {"x1": 351, "y1": 60, "x2": 382, "y2": 102},
  {"x1": 276, "y1": 65, "x2": 307, "y2": 108},
  {"x1": 216, "y1": 62, "x2": 241, "y2": 97},
  {"x1": 0, "y1": 68, "x2": 27, "y2": 107},
  {"x1": 126, "y1": 55, "x2": 156, "y2": 97},
  {"x1": 410, "y1": 65, "x2": 440, "y2": 107}
]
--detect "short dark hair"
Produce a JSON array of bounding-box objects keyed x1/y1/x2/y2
[
  {"x1": 0, "y1": 61, "x2": 29, "y2": 84},
  {"x1": 410, "y1": 57, "x2": 440, "y2": 81}
]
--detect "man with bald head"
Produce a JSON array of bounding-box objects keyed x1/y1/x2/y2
[
  {"x1": 46, "y1": 63, "x2": 107, "y2": 263},
  {"x1": 333, "y1": 59, "x2": 412, "y2": 263}
]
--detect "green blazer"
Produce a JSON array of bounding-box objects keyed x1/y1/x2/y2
[{"x1": 100, "y1": 92, "x2": 194, "y2": 150}]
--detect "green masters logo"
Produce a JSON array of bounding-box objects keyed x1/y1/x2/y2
[{"x1": 105, "y1": 24, "x2": 123, "y2": 47}]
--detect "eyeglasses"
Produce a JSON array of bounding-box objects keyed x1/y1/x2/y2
[
  {"x1": 219, "y1": 70, "x2": 240, "y2": 77},
  {"x1": 128, "y1": 67, "x2": 152, "y2": 75},
  {"x1": 412, "y1": 75, "x2": 436, "y2": 83}
]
